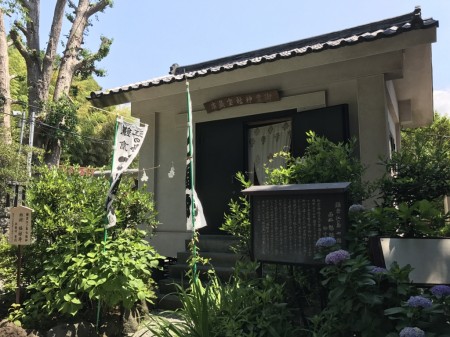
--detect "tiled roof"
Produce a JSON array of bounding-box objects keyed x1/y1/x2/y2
[{"x1": 89, "y1": 7, "x2": 438, "y2": 101}]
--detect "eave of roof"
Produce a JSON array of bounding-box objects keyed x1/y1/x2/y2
[{"x1": 89, "y1": 7, "x2": 438, "y2": 104}]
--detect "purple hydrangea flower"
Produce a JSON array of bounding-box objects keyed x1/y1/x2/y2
[
  {"x1": 371, "y1": 266, "x2": 387, "y2": 274},
  {"x1": 399, "y1": 327, "x2": 425, "y2": 337},
  {"x1": 430, "y1": 285, "x2": 450, "y2": 298},
  {"x1": 348, "y1": 204, "x2": 366, "y2": 213},
  {"x1": 406, "y1": 296, "x2": 432, "y2": 309},
  {"x1": 315, "y1": 237, "x2": 337, "y2": 248},
  {"x1": 325, "y1": 249, "x2": 350, "y2": 265}
]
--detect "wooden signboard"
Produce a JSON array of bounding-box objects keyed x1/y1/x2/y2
[
  {"x1": 243, "y1": 182, "x2": 350, "y2": 265},
  {"x1": 204, "y1": 90, "x2": 280, "y2": 113},
  {"x1": 8, "y1": 205, "x2": 33, "y2": 245}
]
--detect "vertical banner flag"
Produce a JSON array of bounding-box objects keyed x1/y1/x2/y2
[
  {"x1": 186, "y1": 81, "x2": 207, "y2": 230},
  {"x1": 105, "y1": 117, "x2": 148, "y2": 228}
]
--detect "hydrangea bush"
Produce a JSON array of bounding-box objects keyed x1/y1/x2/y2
[
  {"x1": 312, "y1": 233, "x2": 450, "y2": 336},
  {"x1": 384, "y1": 289, "x2": 449, "y2": 337},
  {"x1": 399, "y1": 327, "x2": 425, "y2": 337}
]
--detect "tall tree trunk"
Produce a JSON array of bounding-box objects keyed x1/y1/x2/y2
[
  {"x1": 0, "y1": 8, "x2": 12, "y2": 144},
  {"x1": 47, "y1": 0, "x2": 111, "y2": 167},
  {"x1": 11, "y1": 0, "x2": 112, "y2": 167},
  {"x1": 44, "y1": 137, "x2": 62, "y2": 166}
]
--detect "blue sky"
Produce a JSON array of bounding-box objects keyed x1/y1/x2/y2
[{"x1": 11, "y1": 1, "x2": 450, "y2": 114}]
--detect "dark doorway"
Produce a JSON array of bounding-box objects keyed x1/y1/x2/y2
[
  {"x1": 196, "y1": 118, "x2": 245, "y2": 234},
  {"x1": 195, "y1": 104, "x2": 349, "y2": 234}
]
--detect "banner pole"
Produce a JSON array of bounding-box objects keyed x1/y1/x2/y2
[
  {"x1": 186, "y1": 80, "x2": 198, "y2": 278},
  {"x1": 96, "y1": 116, "x2": 120, "y2": 332}
]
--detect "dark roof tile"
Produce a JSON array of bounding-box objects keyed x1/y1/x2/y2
[{"x1": 90, "y1": 7, "x2": 438, "y2": 101}]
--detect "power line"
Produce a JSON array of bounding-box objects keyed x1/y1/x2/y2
[
  {"x1": 0, "y1": 110, "x2": 114, "y2": 144},
  {"x1": 37, "y1": 120, "x2": 113, "y2": 144},
  {"x1": 3, "y1": 95, "x2": 146, "y2": 127}
]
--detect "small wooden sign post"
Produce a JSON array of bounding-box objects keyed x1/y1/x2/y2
[{"x1": 8, "y1": 205, "x2": 33, "y2": 304}]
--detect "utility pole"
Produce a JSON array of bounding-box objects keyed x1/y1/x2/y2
[{"x1": 12, "y1": 111, "x2": 25, "y2": 154}]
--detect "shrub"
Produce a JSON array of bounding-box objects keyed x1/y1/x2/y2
[
  {"x1": 0, "y1": 235, "x2": 16, "y2": 294},
  {"x1": 265, "y1": 131, "x2": 370, "y2": 203},
  {"x1": 311, "y1": 238, "x2": 415, "y2": 337},
  {"x1": 379, "y1": 114, "x2": 450, "y2": 208},
  {"x1": 384, "y1": 289, "x2": 450, "y2": 336},
  {"x1": 348, "y1": 200, "x2": 449, "y2": 241},
  {"x1": 8, "y1": 166, "x2": 161, "y2": 327},
  {"x1": 220, "y1": 172, "x2": 252, "y2": 256},
  {"x1": 149, "y1": 265, "x2": 299, "y2": 337}
]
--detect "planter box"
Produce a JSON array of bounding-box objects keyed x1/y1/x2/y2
[{"x1": 371, "y1": 237, "x2": 450, "y2": 285}]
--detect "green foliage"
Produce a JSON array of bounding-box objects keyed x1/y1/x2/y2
[
  {"x1": 311, "y1": 202, "x2": 450, "y2": 337},
  {"x1": 9, "y1": 166, "x2": 160, "y2": 327},
  {"x1": 384, "y1": 289, "x2": 450, "y2": 336},
  {"x1": 63, "y1": 104, "x2": 132, "y2": 168},
  {"x1": 149, "y1": 265, "x2": 299, "y2": 337},
  {"x1": 221, "y1": 132, "x2": 370, "y2": 257},
  {"x1": 220, "y1": 172, "x2": 252, "y2": 256},
  {"x1": 348, "y1": 200, "x2": 449, "y2": 242},
  {"x1": 114, "y1": 180, "x2": 159, "y2": 233},
  {"x1": 148, "y1": 278, "x2": 217, "y2": 337},
  {"x1": 8, "y1": 48, "x2": 27, "y2": 108},
  {"x1": 311, "y1": 240, "x2": 415, "y2": 337},
  {"x1": 42, "y1": 96, "x2": 79, "y2": 140},
  {"x1": 0, "y1": 137, "x2": 27, "y2": 191},
  {"x1": 0, "y1": 235, "x2": 16, "y2": 293},
  {"x1": 7, "y1": 37, "x2": 116, "y2": 168},
  {"x1": 265, "y1": 131, "x2": 370, "y2": 203},
  {"x1": 75, "y1": 36, "x2": 113, "y2": 79},
  {"x1": 62, "y1": 109, "x2": 115, "y2": 167},
  {"x1": 185, "y1": 233, "x2": 211, "y2": 282},
  {"x1": 19, "y1": 229, "x2": 159, "y2": 323},
  {"x1": 379, "y1": 114, "x2": 450, "y2": 208},
  {"x1": 212, "y1": 272, "x2": 298, "y2": 337}
]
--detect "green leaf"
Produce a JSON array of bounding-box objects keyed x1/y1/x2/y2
[{"x1": 384, "y1": 307, "x2": 405, "y2": 315}]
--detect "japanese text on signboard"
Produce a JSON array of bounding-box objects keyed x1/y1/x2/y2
[
  {"x1": 204, "y1": 90, "x2": 280, "y2": 113},
  {"x1": 8, "y1": 206, "x2": 32, "y2": 245}
]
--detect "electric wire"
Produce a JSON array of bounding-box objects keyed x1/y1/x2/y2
[{"x1": 0, "y1": 110, "x2": 114, "y2": 144}]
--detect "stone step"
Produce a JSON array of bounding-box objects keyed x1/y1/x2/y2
[
  {"x1": 158, "y1": 278, "x2": 191, "y2": 295},
  {"x1": 186, "y1": 234, "x2": 239, "y2": 253},
  {"x1": 167, "y1": 263, "x2": 234, "y2": 281},
  {"x1": 156, "y1": 234, "x2": 240, "y2": 310}
]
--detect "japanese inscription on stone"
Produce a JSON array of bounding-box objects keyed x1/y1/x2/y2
[
  {"x1": 243, "y1": 183, "x2": 350, "y2": 265},
  {"x1": 8, "y1": 205, "x2": 33, "y2": 245}
]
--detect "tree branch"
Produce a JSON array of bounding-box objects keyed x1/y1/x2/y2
[
  {"x1": 67, "y1": 0, "x2": 77, "y2": 9},
  {"x1": 9, "y1": 30, "x2": 31, "y2": 64},
  {"x1": 16, "y1": 0, "x2": 32, "y2": 12},
  {"x1": 43, "y1": 0, "x2": 67, "y2": 73},
  {"x1": 13, "y1": 20, "x2": 29, "y2": 41},
  {"x1": 86, "y1": 0, "x2": 113, "y2": 18},
  {"x1": 74, "y1": 36, "x2": 112, "y2": 78}
]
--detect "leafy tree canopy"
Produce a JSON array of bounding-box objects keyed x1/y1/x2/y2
[{"x1": 380, "y1": 113, "x2": 450, "y2": 208}]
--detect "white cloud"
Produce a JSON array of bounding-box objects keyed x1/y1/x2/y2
[{"x1": 434, "y1": 89, "x2": 450, "y2": 117}]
